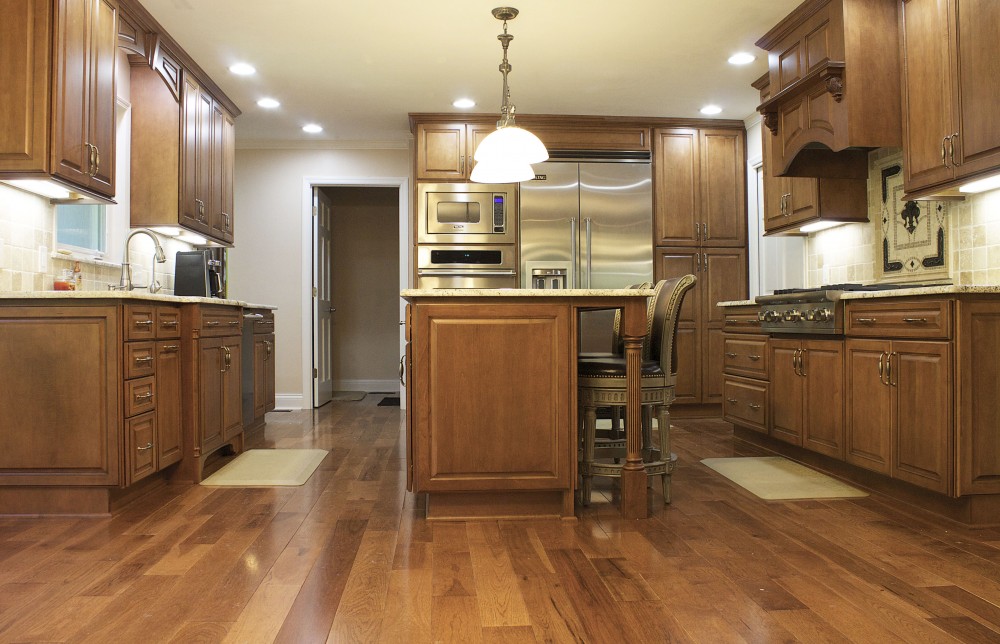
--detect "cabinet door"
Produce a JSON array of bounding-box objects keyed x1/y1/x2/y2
[
  {"x1": 222, "y1": 337, "x2": 242, "y2": 441},
  {"x1": 404, "y1": 339, "x2": 414, "y2": 491},
  {"x1": 900, "y1": 0, "x2": 955, "y2": 192},
  {"x1": 195, "y1": 89, "x2": 214, "y2": 228},
  {"x1": 704, "y1": 327, "x2": 725, "y2": 404},
  {"x1": 253, "y1": 336, "x2": 267, "y2": 420},
  {"x1": 51, "y1": 0, "x2": 93, "y2": 187},
  {"x1": 264, "y1": 333, "x2": 276, "y2": 411},
  {"x1": 219, "y1": 110, "x2": 235, "y2": 243},
  {"x1": 653, "y1": 128, "x2": 700, "y2": 246},
  {"x1": 761, "y1": 129, "x2": 788, "y2": 231},
  {"x1": 845, "y1": 339, "x2": 892, "y2": 474},
  {"x1": 702, "y1": 249, "x2": 747, "y2": 326},
  {"x1": 415, "y1": 123, "x2": 467, "y2": 180},
  {"x1": 699, "y1": 129, "x2": 746, "y2": 247},
  {"x1": 655, "y1": 249, "x2": 701, "y2": 403},
  {"x1": 209, "y1": 102, "x2": 226, "y2": 241},
  {"x1": 801, "y1": 340, "x2": 844, "y2": 459},
  {"x1": 156, "y1": 340, "x2": 182, "y2": 469},
  {"x1": 86, "y1": 0, "x2": 116, "y2": 195},
  {"x1": 198, "y1": 337, "x2": 224, "y2": 452},
  {"x1": 892, "y1": 341, "x2": 952, "y2": 493},
  {"x1": 126, "y1": 412, "x2": 157, "y2": 484},
  {"x1": 0, "y1": 0, "x2": 51, "y2": 173},
  {"x1": 466, "y1": 123, "x2": 495, "y2": 180},
  {"x1": 180, "y1": 77, "x2": 207, "y2": 232},
  {"x1": 951, "y1": 0, "x2": 1000, "y2": 179},
  {"x1": 770, "y1": 339, "x2": 803, "y2": 445},
  {"x1": 784, "y1": 177, "x2": 819, "y2": 227}
]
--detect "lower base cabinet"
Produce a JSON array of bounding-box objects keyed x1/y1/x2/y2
[{"x1": 770, "y1": 338, "x2": 844, "y2": 458}]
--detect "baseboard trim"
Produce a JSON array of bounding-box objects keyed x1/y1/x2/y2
[
  {"x1": 333, "y1": 379, "x2": 400, "y2": 393},
  {"x1": 275, "y1": 394, "x2": 306, "y2": 410}
]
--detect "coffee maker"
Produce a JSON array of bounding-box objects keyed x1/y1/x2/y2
[{"x1": 174, "y1": 250, "x2": 224, "y2": 297}]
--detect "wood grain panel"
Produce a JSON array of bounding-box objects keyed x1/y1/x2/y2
[
  {"x1": 415, "y1": 123, "x2": 466, "y2": 180},
  {"x1": 769, "y1": 339, "x2": 803, "y2": 446},
  {"x1": 801, "y1": 339, "x2": 844, "y2": 459},
  {"x1": 951, "y1": 0, "x2": 1000, "y2": 177},
  {"x1": 892, "y1": 340, "x2": 952, "y2": 493},
  {"x1": 156, "y1": 340, "x2": 182, "y2": 469},
  {"x1": 129, "y1": 63, "x2": 181, "y2": 228},
  {"x1": 699, "y1": 129, "x2": 746, "y2": 247},
  {"x1": 653, "y1": 128, "x2": 699, "y2": 246},
  {"x1": 959, "y1": 301, "x2": 1000, "y2": 494},
  {"x1": 0, "y1": 0, "x2": 50, "y2": 170},
  {"x1": 845, "y1": 339, "x2": 891, "y2": 474}
]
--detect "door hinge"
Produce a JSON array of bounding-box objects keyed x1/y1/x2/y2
[
  {"x1": 313, "y1": 367, "x2": 318, "y2": 378},
  {"x1": 313, "y1": 287, "x2": 318, "y2": 297},
  {"x1": 312, "y1": 206, "x2": 318, "y2": 217}
]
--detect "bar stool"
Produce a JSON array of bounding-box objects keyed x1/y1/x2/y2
[{"x1": 577, "y1": 274, "x2": 696, "y2": 505}]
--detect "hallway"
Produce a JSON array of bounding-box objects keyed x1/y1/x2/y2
[{"x1": 1, "y1": 400, "x2": 998, "y2": 642}]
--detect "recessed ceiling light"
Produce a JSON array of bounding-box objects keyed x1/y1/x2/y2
[
  {"x1": 453, "y1": 98, "x2": 476, "y2": 109},
  {"x1": 228, "y1": 62, "x2": 256, "y2": 76},
  {"x1": 257, "y1": 98, "x2": 280, "y2": 109},
  {"x1": 700, "y1": 105, "x2": 723, "y2": 115},
  {"x1": 728, "y1": 52, "x2": 756, "y2": 65},
  {"x1": 302, "y1": 124, "x2": 323, "y2": 134}
]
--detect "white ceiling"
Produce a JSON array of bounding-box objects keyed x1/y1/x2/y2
[{"x1": 140, "y1": 0, "x2": 803, "y2": 147}]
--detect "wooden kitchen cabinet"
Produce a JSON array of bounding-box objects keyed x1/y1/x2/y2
[
  {"x1": 755, "y1": 0, "x2": 900, "y2": 178},
  {"x1": 722, "y1": 307, "x2": 769, "y2": 433},
  {"x1": 413, "y1": 122, "x2": 495, "y2": 181},
  {"x1": 769, "y1": 338, "x2": 844, "y2": 458},
  {"x1": 656, "y1": 247, "x2": 747, "y2": 406},
  {"x1": 252, "y1": 333, "x2": 276, "y2": 420},
  {"x1": 0, "y1": 0, "x2": 117, "y2": 199},
  {"x1": 900, "y1": 0, "x2": 1000, "y2": 197},
  {"x1": 181, "y1": 76, "x2": 235, "y2": 243},
  {"x1": 653, "y1": 128, "x2": 746, "y2": 247},
  {"x1": 845, "y1": 338, "x2": 951, "y2": 493}
]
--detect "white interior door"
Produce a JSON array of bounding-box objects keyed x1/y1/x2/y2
[{"x1": 313, "y1": 188, "x2": 335, "y2": 406}]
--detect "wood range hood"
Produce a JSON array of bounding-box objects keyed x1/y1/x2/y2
[{"x1": 755, "y1": 0, "x2": 903, "y2": 180}]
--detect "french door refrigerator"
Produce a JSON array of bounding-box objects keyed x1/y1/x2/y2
[{"x1": 519, "y1": 161, "x2": 653, "y2": 351}]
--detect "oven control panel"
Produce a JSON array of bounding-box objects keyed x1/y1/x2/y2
[{"x1": 758, "y1": 304, "x2": 841, "y2": 334}]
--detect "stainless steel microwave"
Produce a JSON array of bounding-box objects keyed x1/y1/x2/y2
[{"x1": 417, "y1": 183, "x2": 517, "y2": 244}]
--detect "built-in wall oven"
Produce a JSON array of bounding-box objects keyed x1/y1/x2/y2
[
  {"x1": 416, "y1": 245, "x2": 517, "y2": 289},
  {"x1": 417, "y1": 183, "x2": 517, "y2": 245}
]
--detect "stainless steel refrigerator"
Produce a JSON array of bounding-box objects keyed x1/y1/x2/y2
[{"x1": 519, "y1": 161, "x2": 653, "y2": 351}]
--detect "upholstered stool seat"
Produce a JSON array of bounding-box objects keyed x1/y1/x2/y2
[{"x1": 577, "y1": 275, "x2": 696, "y2": 506}]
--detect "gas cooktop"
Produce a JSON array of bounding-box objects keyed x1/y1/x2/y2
[{"x1": 771, "y1": 282, "x2": 944, "y2": 295}]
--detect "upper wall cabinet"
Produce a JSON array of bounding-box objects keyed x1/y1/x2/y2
[
  {"x1": 755, "y1": 0, "x2": 901, "y2": 179},
  {"x1": 413, "y1": 123, "x2": 495, "y2": 181},
  {"x1": 653, "y1": 128, "x2": 746, "y2": 248},
  {"x1": 900, "y1": 0, "x2": 1000, "y2": 198},
  {"x1": 0, "y1": 0, "x2": 117, "y2": 200}
]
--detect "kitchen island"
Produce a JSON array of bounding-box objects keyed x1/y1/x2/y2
[
  {"x1": 401, "y1": 288, "x2": 654, "y2": 520},
  {"x1": 0, "y1": 292, "x2": 276, "y2": 515}
]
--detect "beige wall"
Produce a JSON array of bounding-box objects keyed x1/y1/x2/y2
[
  {"x1": 323, "y1": 186, "x2": 400, "y2": 390},
  {"x1": 228, "y1": 147, "x2": 409, "y2": 408}
]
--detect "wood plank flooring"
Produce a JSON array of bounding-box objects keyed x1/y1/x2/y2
[{"x1": 2, "y1": 398, "x2": 1000, "y2": 642}]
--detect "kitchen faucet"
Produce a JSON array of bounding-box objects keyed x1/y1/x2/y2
[{"x1": 111, "y1": 228, "x2": 167, "y2": 292}]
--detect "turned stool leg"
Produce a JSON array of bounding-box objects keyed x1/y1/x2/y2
[
  {"x1": 658, "y1": 404, "x2": 672, "y2": 504},
  {"x1": 582, "y1": 403, "x2": 598, "y2": 506}
]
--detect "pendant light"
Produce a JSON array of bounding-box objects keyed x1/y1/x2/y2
[{"x1": 470, "y1": 7, "x2": 548, "y2": 184}]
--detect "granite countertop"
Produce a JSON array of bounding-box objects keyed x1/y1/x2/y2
[
  {"x1": 401, "y1": 288, "x2": 655, "y2": 298},
  {"x1": 0, "y1": 291, "x2": 277, "y2": 310},
  {"x1": 717, "y1": 285, "x2": 1000, "y2": 308}
]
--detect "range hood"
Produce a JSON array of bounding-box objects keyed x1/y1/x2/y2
[{"x1": 755, "y1": 0, "x2": 902, "y2": 178}]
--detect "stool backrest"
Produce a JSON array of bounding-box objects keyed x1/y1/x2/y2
[
  {"x1": 611, "y1": 282, "x2": 653, "y2": 355},
  {"x1": 648, "y1": 274, "x2": 697, "y2": 377}
]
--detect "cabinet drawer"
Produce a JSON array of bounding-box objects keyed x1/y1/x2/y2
[
  {"x1": 845, "y1": 300, "x2": 951, "y2": 339},
  {"x1": 124, "y1": 341, "x2": 156, "y2": 379},
  {"x1": 126, "y1": 412, "x2": 157, "y2": 483},
  {"x1": 723, "y1": 336, "x2": 768, "y2": 378},
  {"x1": 156, "y1": 307, "x2": 181, "y2": 339},
  {"x1": 248, "y1": 310, "x2": 275, "y2": 334},
  {"x1": 723, "y1": 377, "x2": 767, "y2": 432},
  {"x1": 198, "y1": 307, "x2": 242, "y2": 336},
  {"x1": 124, "y1": 304, "x2": 157, "y2": 341},
  {"x1": 722, "y1": 309, "x2": 763, "y2": 334},
  {"x1": 125, "y1": 376, "x2": 156, "y2": 418}
]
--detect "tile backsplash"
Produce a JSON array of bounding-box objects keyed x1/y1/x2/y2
[
  {"x1": 807, "y1": 148, "x2": 1000, "y2": 286},
  {"x1": 0, "y1": 183, "x2": 191, "y2": 293}
]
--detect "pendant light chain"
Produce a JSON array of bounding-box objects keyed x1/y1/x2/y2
[{"x1": 497, "y1": 14, "x2": 515, "y2": 128}]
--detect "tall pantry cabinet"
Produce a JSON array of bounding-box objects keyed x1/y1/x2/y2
[{"x1": 654, "y1": 127, "x2": 748, "y2": 407}]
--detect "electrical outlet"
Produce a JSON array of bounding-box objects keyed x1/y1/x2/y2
[{"x1": 38, "y1": 245, "x2": 48, "y2": 273}]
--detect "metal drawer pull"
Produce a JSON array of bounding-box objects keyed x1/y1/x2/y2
[
  {"x1": 798, "y1": 349, "x2": 807, "y2": 377},
  {"x1": 399, "y1": 355, "x2": 406, "y2": 386},
  {"x1": 725, "y1": 352, "x2": 738, "y2": 358},
  {"x1": 902, "y1": 318, "x2": 927, "y2": 324},
  {"x1": 878, "y1": 351, "x2": 886, "y2": 385},
  {"x1": 134, "y1": 392, "x2": 153, "y2": 402},
  {"x1": 726, "y1": 397, "x2": 738, "y2": 404},
  {"x1": 205, "y1": 321, "x2": 220, "y2": 326},
  {"x1": 243, "y1": 313, "x2": 264, "y2": 320},
  {"x1": 748, "y1": 403, "x2": 761, "y2": 410},
  {"x1": 724, "y1": 320, "x2": 736, "y2": 325},
  {"x1": 748, "y1": 354, "x2": 761, "y2": 361},
  {"x1": 137, "y1": 442, "x2": 153, "y2": 451},
  {"x1": 228, "y1": 321, "x2": 240, "y2": 326},
  {"x1": 855, "y1": 317, "x2": 877, "y2": 324},
  {"x1": 160, "y1": 320, "x2": 178, "y2": 327},
  {"x1": 888, "y1": 351, "x2": 897, "y2": 387},
  {"x1": 134, "y1": 319, "x2": 154, "y2": 327},
  {"x1": 162, "y1": 345, "x2": 179, "y2": 352},
  {"x1": 134, "y1": 356, "x2": 154, "y2": 364}
]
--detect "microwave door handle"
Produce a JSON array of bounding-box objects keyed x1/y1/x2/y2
[
  {"x1": 416, "y1": 269, "x2": 516, "y2": 276},
  {"x1": 569, "y1": 218, "x2": 578, "y2": 288}
]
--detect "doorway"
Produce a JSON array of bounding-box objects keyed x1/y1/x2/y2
[{"x1": 300, "y1": 176, "x2": 410, "y2": 410}]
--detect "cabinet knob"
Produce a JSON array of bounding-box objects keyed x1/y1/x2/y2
[
  {"x1": 748, "y1": 403, "x2": 761, "y2": 410},
  {"x1": 725, "y1": 352, "x2": 738, "y2": 359}
]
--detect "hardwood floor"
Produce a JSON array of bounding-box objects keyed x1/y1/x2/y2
[{"x1": 2, "y1": 398, "x2": 1000, "y2": 643}]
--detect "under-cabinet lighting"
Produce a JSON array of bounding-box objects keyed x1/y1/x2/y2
[
  {"x1": 302, "y1": 124, "x2": 323, "y2": 134},
  {"x1": 700, "y1": 105, "x2": 723, "y2": 115},
  {"x1": 3, "y1": 179, "x2": 75, "y2": 200},
  {"x1": 959, "y1": 174, "x2": 1000, "y2": 194},
  {"x1": 256, "y1": 97, "x2": 280, "y2": 109},
  {"x1": 799, "y1": 220, "x2": 847, "y2": 233},
  {"x1": 228, "y1": 62, "x2": 256, "y2": 76},
  {"x1": 728, "y1": 52, "x2": 756, "y2": 65},
  {"x1": 151, "y1": 227, "x2": 182, "y2": 237},
  {"x1": 452, "y1": 98, "x2": 476, "y2": 109},
  {"x1": 178, "y1": 232, "x2": 208, "y2": 245}
]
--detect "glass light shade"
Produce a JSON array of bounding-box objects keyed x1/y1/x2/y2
[
  {"x1": 473, "y1": 126, "x2": 549, "y2": 164},
  {"x1": 469, "y1": 157, "x2": 536, "y2": 184}
]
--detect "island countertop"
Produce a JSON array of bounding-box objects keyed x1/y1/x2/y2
[
  {"x1": 401, "y1": 288, "x2": 654, "y2": 298},
  {"x1": 0, "y1": 291, "x2": 277, "y2": 310}
]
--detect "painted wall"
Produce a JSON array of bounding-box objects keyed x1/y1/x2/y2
[
  {"x1": 323, "y1": 186, "x2": 401, "y2": 391},
  {"x1": 228, "y1": 147, "x2": 409, "y2": 408}
]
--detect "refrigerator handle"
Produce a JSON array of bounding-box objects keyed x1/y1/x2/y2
[
  {"x1": 569, "y1": 218, "x2": 578, "y2": 288},
  {"x1": 584, "y1": 218, "x2": 593, "y2": 288}
]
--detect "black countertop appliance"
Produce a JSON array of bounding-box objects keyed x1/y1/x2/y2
[{"x1": 174, "y1": 250, "x2": 224, "y2": 297}]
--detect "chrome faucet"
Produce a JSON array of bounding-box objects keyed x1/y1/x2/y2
[{"x1": 113, "y1": 228, "x2": 167, "y2": 292}]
